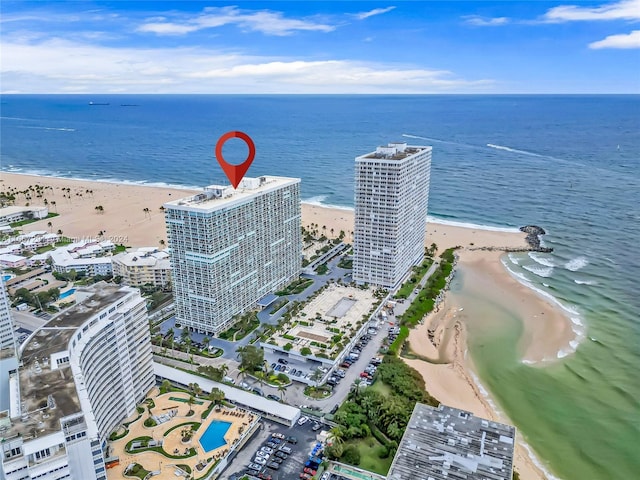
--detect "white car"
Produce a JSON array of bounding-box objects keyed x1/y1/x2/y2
[
  {"x1": 321, "y1": 473, "x2": 330, "y2": 480},
  {"x1": 297, "y1": 416, "x2": 309, "y2": 426},
  {"x1": 254, "y1": 456, "x2": 267, "y2": 465},
  {"x1": 260, "y1": 447, "x2": 274, "y2": 454},
  {"x1": 256, "y1": 450, "x2": 270, "y2": 458}
]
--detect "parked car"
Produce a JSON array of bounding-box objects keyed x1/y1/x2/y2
[
  {"x1": 280, "y1": 446, "x2": 293, "y2": 454},
  {"x1": 304, "y1": 467, "x2": 317, "y2": 475},
  {"x1": 254, "y1": 456, "x2": 267, "y2": 465},
  {"x1": 270, "y1": 362, "x2": 276, "y2": 369},
  {"x1": 277, "y1": 358, "x2": 288, "y2": 364},
  {"x1": 272, "y1": 433, "x2": 285, "y2": 439},
  {"x1": 285, "y1": 436, "x2": 297, "y2": 444},
  {"x1": 240, "y1": 381, "x2": 250, "y2": 390},
  {"x1": 295, "y1": 370, "x2": 303, "y2": 377},
  {"x1": 299, "y1": 474, "x2": 312, "y2": 480},
  {"x1": 291, "y1": 368, "x2": 297, "y2": 374},
  {"x1": 266, "y1": 441, "x2": 278, "y2": 448},
  {"x1": 321, "y1": 473, "x2": 330, "y2": 480},
  {"x1": 297, "y1": 416, "x2": 309, "y2": 426},
  {"x1": 271, "y1": 456, "x2": 283, "y2": 464},
  {"x1": 312, "y1": 422, "x2": 322, "y2": 431},
  {"x1": 248, "y1": 463, "x2": 262, "y2": 471},
  {"x1": 253, "y1": 387, "x2": 264, "y2": 396},
  {"x1": 260, "y1": 447, "x2": 274, "y2": 454},
  {"x1": 267, "y1": 394, "x2": 280, "y2": 402},
  {"x1": 275, "y1": 451, "x2": 288, "y2": 459},
  {"x1": 330, "y1": 404, "x2": 339, "y2": 414},
  {"x1": 266, "y1": 462, "x2": 280, "y2": 470},
  {"x1": 258, "y1": 474, "x2": 272, "y2": 480}
]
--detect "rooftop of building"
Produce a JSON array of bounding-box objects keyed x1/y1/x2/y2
[
  {"x1": 7, "y1": 284, "x2": 130, "y2": 441},
  {"x1": 387, "y1": 403, "x2": 516, "y2": 480},
  {"x1": 163, "y1": 176, "x2": 300, "y2": 212},
  {"x1": 0, "y1": 205, "x2": 48, "y2": 216},
  {"x1": 112, "y1": 248, "x2": 170, "y2": 267},
  {"x1": 358, "y1": 142, "x2": 430, "y2": 161}
]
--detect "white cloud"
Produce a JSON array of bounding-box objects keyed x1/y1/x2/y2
[
  {"x1": 354, "y1": 6, "x2": 396, "y2": 20},
  {"x1": 543, "y1": 0, "x2": 640, "y2": 22},
  {"x1": 0, "y1": 38, "x2": 492, "y2": 94},
  {"x1": 589, "y1": 29, "x2": 640, "y2": 48},
  {"x1": 137, "y1": 6, "x2": 336, "y2": 36},
  {"x1": 463, "y1": 16, "x2": 510, "y2": 26}
]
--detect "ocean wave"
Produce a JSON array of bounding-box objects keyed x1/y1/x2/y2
[
  {"x1": 302, "y1": 195, "x2": 353, "y2": 212},
  {"x1": 501, "y1": 258, "x2": 587, "y2": 344},
  {"x1": 486, "y1": 143, "x2": 543, "y2": 157},
  {"x1": 522, "y1": 264, "x2": 554, "y2": 278},
  {"x1": 0, "y1": 168, "x2": 203, "y2": 191},
  {"x1": 574, "y1": 279, "x2": 597, "y2": 286},
  {"x1": 528, "y1": 252, "x2": 555, "y2": 267},
  {"x1": 565, "y1": 256, "x2": 588, "y2": 271},
  {"x1": 508, "y1": 253, "x2": 521, "y2": 265},
  {"x1": 20, "y1": 126, "x2": 76, "y2": 132},
  {"x1": 426, "y1": 215, "x2": 521, "y2": 233}
]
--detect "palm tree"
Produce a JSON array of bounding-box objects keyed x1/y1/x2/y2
[
  {"x1": 143, "y1": 207, "x2": 151, "y2": 218},
  {"x1": 219, "y1": 363, "x2": 229, "y2": 378},
  {"x1": 277, "y1": 384, "x2": 286, "y2": 401},
  {"x1": 202, "y1": 336, "x2": 210, "y2": 352},
  {"x1": 161, "y1": 379, "x2": 171, "y2": 393},
  {"x1": 51, "y1": 201, "x2": 57, "y2": 212},
  {"x1": 191, "y1": 383, "x2": 202, "y2": 397},
  {"x1": 208, "y1": 388, "x2": 225, "y2": 407},
  {"x1": 329, "y1": 426, "x2": 345, "y2": 445},
  {"x1": 159, "y1": 239, "x2": 166, "y2": 247},
  {"x1": 56, "y1": 229, "x2": 63, "y2": 236},
  {"x1": 167, "y1": 328, "x2": 175, "y2": 352},
  {"x1": 95, "y1": 205, "x2": 104, "y2": 214},
  {"x1": 47, "y1": 221, "x2": 52, "y2": 232},
  {"x1": 187, "y1": 396, "x2": 195, "y2": 416}
]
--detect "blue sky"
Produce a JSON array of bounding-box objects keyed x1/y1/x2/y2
[{"x1": 1, "y1": 1, "x2": 638, "y2": 93}]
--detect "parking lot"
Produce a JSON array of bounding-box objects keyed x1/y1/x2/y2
[{"x1": 225, "y1": 418, "x2": 330, "y2": 480}]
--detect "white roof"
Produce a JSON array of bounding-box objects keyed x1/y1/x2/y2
[
  {"x1": 153, "y1": 362, "x2": 300, "y2": 425},
  {"x1": 113, "y1": 248, "x2": 170, "y2": 267},
  {"x1": 164, "y1": 176, "x2": 300, "y2": 214},
  {"x1": 0, "y1": 206, "x2": 47, "y2": 216},
  {"x1": 50, "y1": 248, "x2": 112, "y2": 267},
  {"x1": 0, "y1": 254, "x2": 26, "y2": 262}
]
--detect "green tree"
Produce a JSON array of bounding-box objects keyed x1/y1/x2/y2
[
  {"x1": 277, "y1": 384, "x2": 286, "y2": 401},
  {"x1": 342, "y1": 444, "x2": 361, "y2": 465},
  {"x1": 236, "y1": 345, "x2": 264, "y2": 372},
  {"x1": 208, "y1": 388, "x2": 225, "y2": 407}
]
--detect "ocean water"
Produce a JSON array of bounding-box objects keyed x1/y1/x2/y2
[{"x1": 1, "y1": 95, "x2": 639, "y2": 479}]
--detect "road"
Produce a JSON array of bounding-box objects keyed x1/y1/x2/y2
[{"x1": 154, "y1": 256, "x2": 440, "y2": 415}]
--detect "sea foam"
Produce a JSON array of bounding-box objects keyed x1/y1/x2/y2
[
  {"x1": 522, "y1": 264, "x2": 554, "y2": 278},
  {"x1": 528, "y1": 252, "x2": 555, "y2": 267},
  {"x1": 565, "y1": 256, "x2": 588, "y2": 271}
]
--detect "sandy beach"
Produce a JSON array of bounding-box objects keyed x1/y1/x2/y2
[{"x1": 1, "y1": 173, "x2": 571, "y2": 479}]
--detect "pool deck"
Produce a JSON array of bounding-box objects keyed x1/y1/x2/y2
[{"x1": 107, "y1": 389, "x2": 257, "y2": 479}]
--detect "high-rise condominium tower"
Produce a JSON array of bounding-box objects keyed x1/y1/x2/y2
[
  {"x1": 353, "y1": 142, "x2": 432, "y2": 289},
  {"x1": 164, "y1": 176, "x2": 302, "y2": 335},
  {"x1": 0, "y1": 278, "x2": 15, "y2": 354}
]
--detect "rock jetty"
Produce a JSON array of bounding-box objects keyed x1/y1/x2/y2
[{"x1": 520, "y1": 225, "x2": 553, "y2": 252}]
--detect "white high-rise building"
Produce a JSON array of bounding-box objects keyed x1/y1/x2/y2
[
  {"x1": 353, "y1": 142, "x2": 432, "y2": 289},
  {"x1": 0, "y1": 283, "x2": 155, "y2": 480},
  {"x1": 0, "y1": 277, "x2": 15, "y2": 353},
  {"x1": 164, "y1": 176, "x2": 302, "y2": 335}
]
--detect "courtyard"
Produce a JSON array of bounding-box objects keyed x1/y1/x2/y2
[
  {"x1": 107, "y1": 389, "x2": 259, "y2": 480},
  {"x1": 263, "y1": 284, "x2": 379, "y2": 361}
]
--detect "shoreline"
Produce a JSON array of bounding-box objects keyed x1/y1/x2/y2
[{"x1": 0, "y1": 172, "x2": 574, "y2": 479}]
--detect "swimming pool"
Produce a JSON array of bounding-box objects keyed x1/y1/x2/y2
[
  {"x1": 59, "y1": 288, "x2": 75, "y2": 299},
  {"x1": 2, "y1": 274, "x2": 13, "y2": 282},
  {"x1": 199, "y1": 420, "x2": 231, "y2": 452}
]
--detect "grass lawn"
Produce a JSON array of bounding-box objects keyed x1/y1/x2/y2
[{"x1": 344, "y1": 437, "x2": 393, "y2": 476}]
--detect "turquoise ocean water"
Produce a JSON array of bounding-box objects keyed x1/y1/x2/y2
[{"x1": 1, "y1": 95, "x2": 639, "y2": 479}]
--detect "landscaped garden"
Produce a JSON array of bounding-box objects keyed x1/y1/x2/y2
[
  {"x1": 275, "y1": 277, "x2": 313, "y2": 296},
  {"x1": 218, "y1": 311, "x2": 260, "y2": 341},
  {"x1": 107, "y1": 387, "x2": 259, "y2": 480}
]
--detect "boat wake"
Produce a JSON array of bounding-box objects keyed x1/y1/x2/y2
[{"x1": 486, "y1": 143, "x2": 543, "y2": 157}]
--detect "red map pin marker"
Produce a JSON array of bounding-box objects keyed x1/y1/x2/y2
[{"x1": 215, "y1": 131, "x2": 256, "y2": 189}]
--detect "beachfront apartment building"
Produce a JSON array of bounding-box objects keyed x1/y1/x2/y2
[
  {"x1": 164, "y1": 176, "x2": 302, "y2": 335},
  {"x1": 353, "y1": 142, "x2": 432, "y2": 289},
  {"x1": 387, "y1": 403, "x2": 515, "y2": 480},
  {"x1": 0, "y1": 206, "x2": 48, "y2": 226},
  {"x1": 0, "y1": 283, "x2": 155, "y2": 480},
  {"x1": 112, "y1": 248, "x2": 172, "y2": 289}
]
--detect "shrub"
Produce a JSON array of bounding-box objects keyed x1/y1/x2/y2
[
  {"x1": 283, "y1": 343, "x2": 293, "y2": 351},
  {"x1": 301, "y1": 347, "x2": 312, "y2": 356},
  {"x1": 143, "y1": 418, "x2": 157, "y2": 428},
  {"x1": 342, "y1": 445, "x2": 361, "y2": 465}
]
